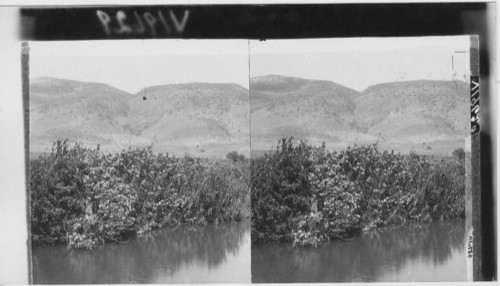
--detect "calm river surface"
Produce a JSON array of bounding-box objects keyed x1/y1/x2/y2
[
  {"x1": 252, "y1": 219, "x2": 466, "y2": 283},
  {"x1": 32, "y1": 222, "x2": 251, "y2": 284}
]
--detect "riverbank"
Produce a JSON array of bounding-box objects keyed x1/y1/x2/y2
[
  {"x1": 252, "y1": 219, "x2": 466, "y2": 282},
  {"x1": 33, "y1": 221, "x2": 251, "y2": 284},
  {"x1": 30, "y1": 140, "x2": 250, "y2": 249},
  {"x1": 251, "y1": 137, "x2": 465, "y2": 246}
]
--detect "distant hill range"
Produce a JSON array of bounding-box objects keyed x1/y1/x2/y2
[
  {"x1": 250, "y1": 75, "x2": 470, "y2": 154},
  {"x1": 30, "y1": 77, "x2": 249, "y2": 157},
  {"x1": 30, "y1": 75, "x2": 469, "y2": 156}
]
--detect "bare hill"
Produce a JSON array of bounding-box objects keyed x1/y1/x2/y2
[
  {"x1": 128, "y1": 82, "x2": 249, "y2": 155},
  {"x1": 250, "y1": 75, "x2": 360, "y2": 149},
  {"x1": 30, "y1": 77, "x2": 134, "y2": 152},
  {"x1": 354, "y1": 80, "x2": 469, "y2": 146},
  {"x1": 30, "y1": 78, "x2": 249, "y2": 156},
  {"x1": 250, "y1": 76, "x2": 470, "y2": 154},
  {"x1": 30, "y1": 76, "x2": 469, "y2": 156}
]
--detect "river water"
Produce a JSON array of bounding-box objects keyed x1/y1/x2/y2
[
  {"x1": 32, "y1": 222, "x2": 251, "y2": 284},
  {"x1": 252, "y1": 219, "x2": 466, "y2": 283}
]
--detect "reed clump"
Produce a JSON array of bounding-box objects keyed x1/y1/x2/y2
[
  {"x1": 30, "y1": 140, "x2": 250, "y2": 249},
  {"x1": 251, "y1": 137, "x2": 465, "y2": 246}
]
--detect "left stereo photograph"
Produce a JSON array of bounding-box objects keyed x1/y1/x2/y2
[{"x1": 25, "y1": 40, "x2": 251, "y2": 284}]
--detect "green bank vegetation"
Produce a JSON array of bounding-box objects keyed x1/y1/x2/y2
[
  {"x1": 251, "y1": 137, "x2": 465, "y2": 247},
  {"x1": 30, "y1": 140, "x2": 250, "y2": 249}
]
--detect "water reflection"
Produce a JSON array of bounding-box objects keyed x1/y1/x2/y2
[
  {"x1": 32, "y1": 222, "x2": 250, "y2": 284},
  {"x1": 252, "y1": 220, "x2": 466, "y2": 283}
]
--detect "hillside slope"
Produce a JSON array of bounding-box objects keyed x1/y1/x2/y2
[
  {"x1": 30, "y1": 78, "x2": 249, "y2": 156},
  {"x1": 30, "y1": 76, "x2": 469, "y2": 156},
  {"x1": 30, "y1": 77, "x2": 135, "y2": 152},
  {"x1": 355, "y1": 80, "x2": 469, "y2": 142},
  {"x1": 128, "y1": 82, "x2": 249, "y2": 155},
  {"x1": 250, "y1": 76, "x2": 470, "y2": 154},
  {"x1": 250, "y1": 75, "x2": 360, "y2": 149}
]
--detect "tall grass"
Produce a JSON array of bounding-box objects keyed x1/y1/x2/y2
[
  {"x1": 251, "y1": 137, "x2": 465, "y2": 246},
  {"x1": 30, "y1": 140, "x2": 250, "y2": 249}
]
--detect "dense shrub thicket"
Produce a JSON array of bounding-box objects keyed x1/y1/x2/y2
[
  {"x1": 30, "y1": 140, "x2": 250, "y2": 249},
  {"x1": 251, "y1": 138, "x2": 465, "y2": 246}
]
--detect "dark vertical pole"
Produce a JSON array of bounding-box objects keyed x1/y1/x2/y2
[
  {"x1": 21, "y1": 42, "x2": 32, "y2": 284},
  {"x1": 469, "y1": 35, "x2": 482, "y2": 281}
]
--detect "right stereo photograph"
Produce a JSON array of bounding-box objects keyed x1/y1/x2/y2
[{"x1": 249, "y1": 36, "x2": 474, "y2": 283}]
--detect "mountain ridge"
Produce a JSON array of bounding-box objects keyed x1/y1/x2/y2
[
  {"x1": 249, "y1": 75, "x2": 470, "y2": 154},
  {"x1": 30, "y1": 76, "x2": 470, "y2": 155},
  {"x1": 30, "y1": 77, "x2": 250, "y2": 156}
]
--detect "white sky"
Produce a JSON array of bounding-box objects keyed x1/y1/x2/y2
[
  {"x1": 250, "y1": 36, "x2": 471, "y2": 91},
  {"x1": 29, "y1": 37, "x2": 471, "y2": 93},
  {"x1": 29, "y1": 40, "x2": 250, "y2": 93}
]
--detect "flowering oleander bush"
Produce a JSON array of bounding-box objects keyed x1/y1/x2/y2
[
  {"x1": 30, "y1": 140, "x2": 250, "y2": 249},
  {"x1": 251, "y1": 138, "x2": 313, "y2": 243},
  {"x1": 251, "y1": 137, "x2": 465, "y2": 246}
]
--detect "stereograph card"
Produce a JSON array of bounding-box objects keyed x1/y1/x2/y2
[{"x1": 1, "y1": 2, "x2": 495, "y2": 284}]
